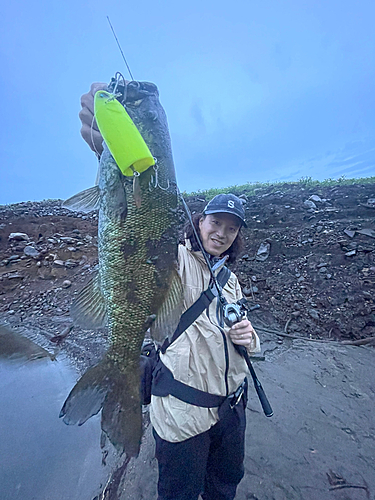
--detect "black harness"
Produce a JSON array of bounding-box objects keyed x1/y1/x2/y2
[{"x1": 151, "y1": 266, "x2": 246, "y2": 409}]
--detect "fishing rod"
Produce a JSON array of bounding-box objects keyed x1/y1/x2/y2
[{"x1": 107, "y1": 16, "x2": 134, "y2": 81}]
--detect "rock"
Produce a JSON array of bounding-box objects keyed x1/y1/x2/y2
[
  {"x1": 291, "y1": 311, "x2": 301, "y2": 317},
  {"x1": 242, "y1": 287, "x2": 252, "y2": 297},
  {"x1": 62, "y1": 280, "x2": 72, "y2": 289},
  {"x1": 345, "y1": 250, "x2": 356, "y2": 257},
  {"x1": 256, "y1": 242, "x2": 270, "y2": 261},
  {"x1": 309, "y1": 195, "x2": 322, "y2": 203},
  {"x1": 317, "y1": 262, "x2": 328, "y2": 268},
  {"x1": 8, "y1": 232, "x2": 29, "y2": 241},
  {"x1": 309, "y1": 309, "x2": 319, "y2": 320},
  {"x1": 23, "y1": 246, "x2": 41, "y2": 259},
  {"x1": 304, "y1": 200, "x2": 317, "y2": 209},
  {"x1": 344, "y1": 229, "x2": 355, "y2": 238},
  {"x1": 7, "y1": 273, "x2": 24, "y2": 280},
  {"x1": 65, "y1": 259, "x2": 79, "y2": 269},
  {"x1": 8, "y1": 255, "x2": 20, "y2": 261},
  {"x1": 53, "y1": 260, "x2": 65, "y2": 267},
  {"x1": 319, "y1": 267, "x2": 327, "y2": 273},
  {"x1": 60, "y1": 237, "x2": 78, "y2": 244},
  {"x1": 356, "y1": 228, "x2": 375, "y2": 239}
]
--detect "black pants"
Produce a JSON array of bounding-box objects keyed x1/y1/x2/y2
[{"x1": 153, "y1": 397, "x2": 246, "y2": 500}]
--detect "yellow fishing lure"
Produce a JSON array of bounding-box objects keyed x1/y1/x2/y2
[{"x1": 94, "y1": 90, "x2": 155, "y2": 177}]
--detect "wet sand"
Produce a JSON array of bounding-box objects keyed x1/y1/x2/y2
[{"x1": 120, "y1": 335, "x2": 375, "y2": 500}]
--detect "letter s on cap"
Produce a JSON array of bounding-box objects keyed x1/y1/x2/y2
[{"x1": 228, "y1": 200, "x2": 235, "y2": 208}]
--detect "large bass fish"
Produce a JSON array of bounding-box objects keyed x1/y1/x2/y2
[{"x1": 60, "y1": 81, "x2": 183, "y2": 457}]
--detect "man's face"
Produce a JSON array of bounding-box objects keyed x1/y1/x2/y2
[{"x1": 199, "y1": 213, "x2": 241, "y2": 257}]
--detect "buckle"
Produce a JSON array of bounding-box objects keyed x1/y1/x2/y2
[{"x1": 230, "y1": 381, "x2": 246, "y2": 408}]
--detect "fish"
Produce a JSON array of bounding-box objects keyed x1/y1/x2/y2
[{"x1": 60, "y1": 81, "x2": 183, "y2": 457}]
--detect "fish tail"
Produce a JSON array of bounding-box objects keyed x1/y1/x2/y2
[{"x1": 60, "y1": 359, "x2": 142, "y2": 457}]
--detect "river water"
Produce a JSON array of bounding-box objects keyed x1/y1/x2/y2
[{"x1": 0, "y1": 356, "x2": 118, "y2": 500}]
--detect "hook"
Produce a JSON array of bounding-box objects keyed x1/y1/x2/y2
[
  {"x1": 149, "y1": 162, "x2": 170, "y2": 191},
  {"x1": 112, "y1": 72, "x2": 127, "y2": 103}
]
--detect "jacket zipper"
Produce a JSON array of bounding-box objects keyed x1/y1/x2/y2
[
  {"x1": 220, "y1": 327, "x2": 230, "y2": 396},
  {"x1": 205, "y1": 299, "x2": 230, "y2": 397},
  {"x1": 215, "y1": 297, "x2": 230, "y2": 396}
]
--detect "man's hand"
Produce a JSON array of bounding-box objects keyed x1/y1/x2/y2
[
  {"x1": 79, "y1": 82, "x2": 107, "y2": 156},
  {"x1": 228, "y1": 319, "x2": 257, "y2": 348}
]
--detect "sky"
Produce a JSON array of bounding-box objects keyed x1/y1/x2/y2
[{"x1": 0, "y1": 0, "x2": 374, "y2": 204}]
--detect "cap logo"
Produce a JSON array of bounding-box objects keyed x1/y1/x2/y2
[{"x1": 228, "y1": 200, "x2": 235, "y2": 208}]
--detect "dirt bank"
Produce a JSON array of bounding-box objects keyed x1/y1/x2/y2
[
  {"x1": 1, "y1": 182, "x2": 374, "y2": 351},
  {"x1": 0, "y1": 181, "x2": 374, "y2": 499}
]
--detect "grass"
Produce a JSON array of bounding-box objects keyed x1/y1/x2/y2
[{"x1": 184, "y1": 175, "x2": 375, "y2": 199}]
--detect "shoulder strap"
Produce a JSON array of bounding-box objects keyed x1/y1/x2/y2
[{"x1": 160, "y1": 266, "x2": 231, "y2": 354}]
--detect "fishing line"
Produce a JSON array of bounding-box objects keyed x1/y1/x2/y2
[
  {"x1": 107, "y1": 16, "x2": 135, "y2": 81},
  {"x1": 90, "y1": 114, "x2": 101, "y2": 159}
]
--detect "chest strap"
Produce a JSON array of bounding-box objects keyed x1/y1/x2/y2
[
  {"x1": 160, "y1": 265, "x2": 231, "y2": 354},
  {"x1": 152, "y1": 360, "x2": 226, "y2": 407}
]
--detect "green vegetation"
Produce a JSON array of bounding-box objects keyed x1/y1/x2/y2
[{"x1": 185, "y1": 175, "x2": 375, "y2": 199}]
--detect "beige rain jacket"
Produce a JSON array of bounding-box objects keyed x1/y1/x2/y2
[{"x1": 150, "y1": 241, "x2": 261, "y2": 442}]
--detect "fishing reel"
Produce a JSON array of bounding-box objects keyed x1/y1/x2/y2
[{"x1": 222, "y1": 298, "x2": 248, "y2": 328}]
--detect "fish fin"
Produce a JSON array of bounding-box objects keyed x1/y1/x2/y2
[
  {"x1": 60, "y1": 359, "x2": 142, "y2": 457},
  {"x1": 70, "y1": 272, "x2": 107, "y2": 330},
  {"x1": 0, "y1": 324, "x2": 52, "y2": 361},
  {"x1": 59, "y1": 361, "x2": 108, "y2": 425},
  {"x1": 62, "y1": 186, "x2": 100, "y2": 213},
  {"x1": 150, "y1": 269, "x2": 184, "y2": 343}
]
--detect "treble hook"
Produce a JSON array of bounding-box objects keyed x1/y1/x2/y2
[
  {"x1": 112, "y1": 72, "x2": 127, "y2": 103},
  {"x1": 149, "y1": 162, "x2": 170, "y2": 191}
]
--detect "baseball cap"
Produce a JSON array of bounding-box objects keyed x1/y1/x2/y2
[{"x1": 203, "y1": 193, "x2": 247, "y2": 227}]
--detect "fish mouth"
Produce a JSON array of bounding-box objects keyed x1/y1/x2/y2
[{"x1": 126, "y1": 81, "x2": 159, "y2": 103}]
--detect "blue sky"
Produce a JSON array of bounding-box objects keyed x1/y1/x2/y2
[{"x1": 0, "y1": 0, "x2": 374, "y2": 204}]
